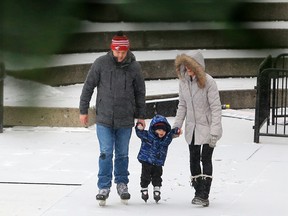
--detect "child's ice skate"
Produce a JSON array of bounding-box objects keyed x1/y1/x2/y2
[
  {"x1": 141, "y1": 188, "x2": 149, "y2": 202},
  {"x1": 96, "y1": 188, "x2": 110, "y2": 206},
  {"x1": 117, "y1": 183, "x2": 131, "y2": 204},
  {"x1": 153, "y1": 186, "x2": 161, "y2": 203}
]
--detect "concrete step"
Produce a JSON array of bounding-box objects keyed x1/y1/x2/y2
[
  {"x1": 76, "y1": 21, "x2": 288, "y2": 32},
  {"x1": 59, "y1": 27, "x2": 288, "y2": 53},
  {"x1": 3, "y1": 89, "x2": 256, "y2": 127},
  {"x1": 6, "y1": 49, "x2": 288, "y2": 86},
  {"x1": 5, "y1": 58, "x2": 263, "y2": 86},
  {"x1": 3, "y1": 76, "x2": 256, "y2": 127},
  {"x1": 81, "y1": 1, "x2": 288, "y2": 22}
]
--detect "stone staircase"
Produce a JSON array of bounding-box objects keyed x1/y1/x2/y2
[{"x1": 3, "y1": 0, "x2": 288, "y2": 127}]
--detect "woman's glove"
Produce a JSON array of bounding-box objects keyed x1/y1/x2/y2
[
  {"x1": 209, "y1": 135, "x2": 218, "y2": 148},
  {"x1": 172, "y1": 127, "x2": 182, "y2": 138}
]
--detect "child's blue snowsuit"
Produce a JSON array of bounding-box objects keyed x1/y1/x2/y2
[{"x1": 135, "y1": 115, "x2": 179, "y2": 166}]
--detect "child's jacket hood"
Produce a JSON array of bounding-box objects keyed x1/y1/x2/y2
[{"x1": 149, "y1": 114, "x2": 171, "y2": 135}]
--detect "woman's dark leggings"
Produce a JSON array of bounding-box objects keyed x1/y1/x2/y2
[{"x1": 188, "y1": 135, "x2": 214, "y2": 176}]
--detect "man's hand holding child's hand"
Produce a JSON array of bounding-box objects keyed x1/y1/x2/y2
[{"x1": 136, "y1": 122, "x2": 144, "y2": 130}]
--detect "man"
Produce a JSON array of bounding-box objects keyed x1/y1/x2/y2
[{"x1": 79, "y1": 31, "x2": 146, "y2": 204}]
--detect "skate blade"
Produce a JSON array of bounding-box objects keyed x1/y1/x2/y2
[
  {"x1": 98, "y1": 200, "x2": 106, "y2": 206},
  {"x1": 142, "y1": 196, "x2": 149, "y2": 203},
  {"x1": 154, "y1": 197, "x2": 161, "y2": 203}
]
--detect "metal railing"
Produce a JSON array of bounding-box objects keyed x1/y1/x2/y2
[
  {"x1": 254, "y1": 54, "x2": 288, "y2": 143},
  {"x1": 0, "y1": 62, "x2": 5, "y2": 133}
]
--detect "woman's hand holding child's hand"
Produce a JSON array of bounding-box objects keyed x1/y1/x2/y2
[{"x1": 172, "y1": 127, "x2": 182, "y2": 138}]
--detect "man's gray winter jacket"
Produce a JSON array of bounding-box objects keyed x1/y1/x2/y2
[{"x1": 79, "y1": 51, "x2": 146, "y2": 128}]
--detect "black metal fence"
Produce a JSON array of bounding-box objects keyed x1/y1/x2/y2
[
  {"x1": 0, "y1": 62, "x2": 5, "y2": 133},
  {"x1": 254, "y1": 54, "x2": 288, "y2": 143}
]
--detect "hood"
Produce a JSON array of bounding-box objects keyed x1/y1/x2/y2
[
  {"x1": 149, "y1": 114, "x2": 171, "y2": 134},
  {"x1": 175, "y1": 51, "x2": 206, "y2": 88},
  {"x1": 186, "y1": 51, "x2": 205, "y2": 69}
]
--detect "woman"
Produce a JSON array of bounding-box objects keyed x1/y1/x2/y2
[{"x1": 173, "y1": 51, "x2": 222, "y2": 207}]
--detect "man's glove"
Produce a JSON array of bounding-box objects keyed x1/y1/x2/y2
[
  {"x1": 136, "y1": 122, "x2": 144, "y2": 130},
  {"x1": 209, "y1": 135, "x2": 218, "y2": 148}
]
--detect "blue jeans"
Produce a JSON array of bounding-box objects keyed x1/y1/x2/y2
[{"x1": 96, "y1": 124, "x2": 132, "y2": 189}]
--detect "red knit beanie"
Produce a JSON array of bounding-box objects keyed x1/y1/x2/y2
[{"x1": 111, "y1": 31, "x2": 130, "y2": 51}]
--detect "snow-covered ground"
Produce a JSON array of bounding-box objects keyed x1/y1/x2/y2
[{"x1": 1, "y1": 115, "x2": 288, "y2": 216}]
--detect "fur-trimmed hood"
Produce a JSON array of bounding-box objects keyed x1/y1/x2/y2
[{"x1": 175, "y1": 51, "x2": 206, "y2": 88}]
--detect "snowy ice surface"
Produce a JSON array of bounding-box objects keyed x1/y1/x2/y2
[{"x1": 1, "y1": 116, "x2": 288, "y2": 216}]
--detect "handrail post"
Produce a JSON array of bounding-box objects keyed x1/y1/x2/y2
[{"x1": 0, "y1": 62, "x2": 5, "y2": 133}]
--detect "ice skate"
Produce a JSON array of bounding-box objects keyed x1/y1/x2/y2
[
  {"x1": 117, "y1": 183, "x2": 131, "y2": 204},
  {"x1": 96, "y1": 188, "x2": 110, "y2": 206},
  {"x1": 192, "y1": 196, "x2": 209, "y2": 207},
  {"x1": 141, "y1": 188, "x2": 149, "y2": 202},
  {"x1": 153, "y1": 186, "x2": 161, "y2": 203},
  {"x1": 190, "y1": 175, "x2": 211, "y2": 207}
]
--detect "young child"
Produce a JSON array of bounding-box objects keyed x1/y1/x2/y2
[{"x1": 135, "y1": 114, "x2": 181, "y2": 203}]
